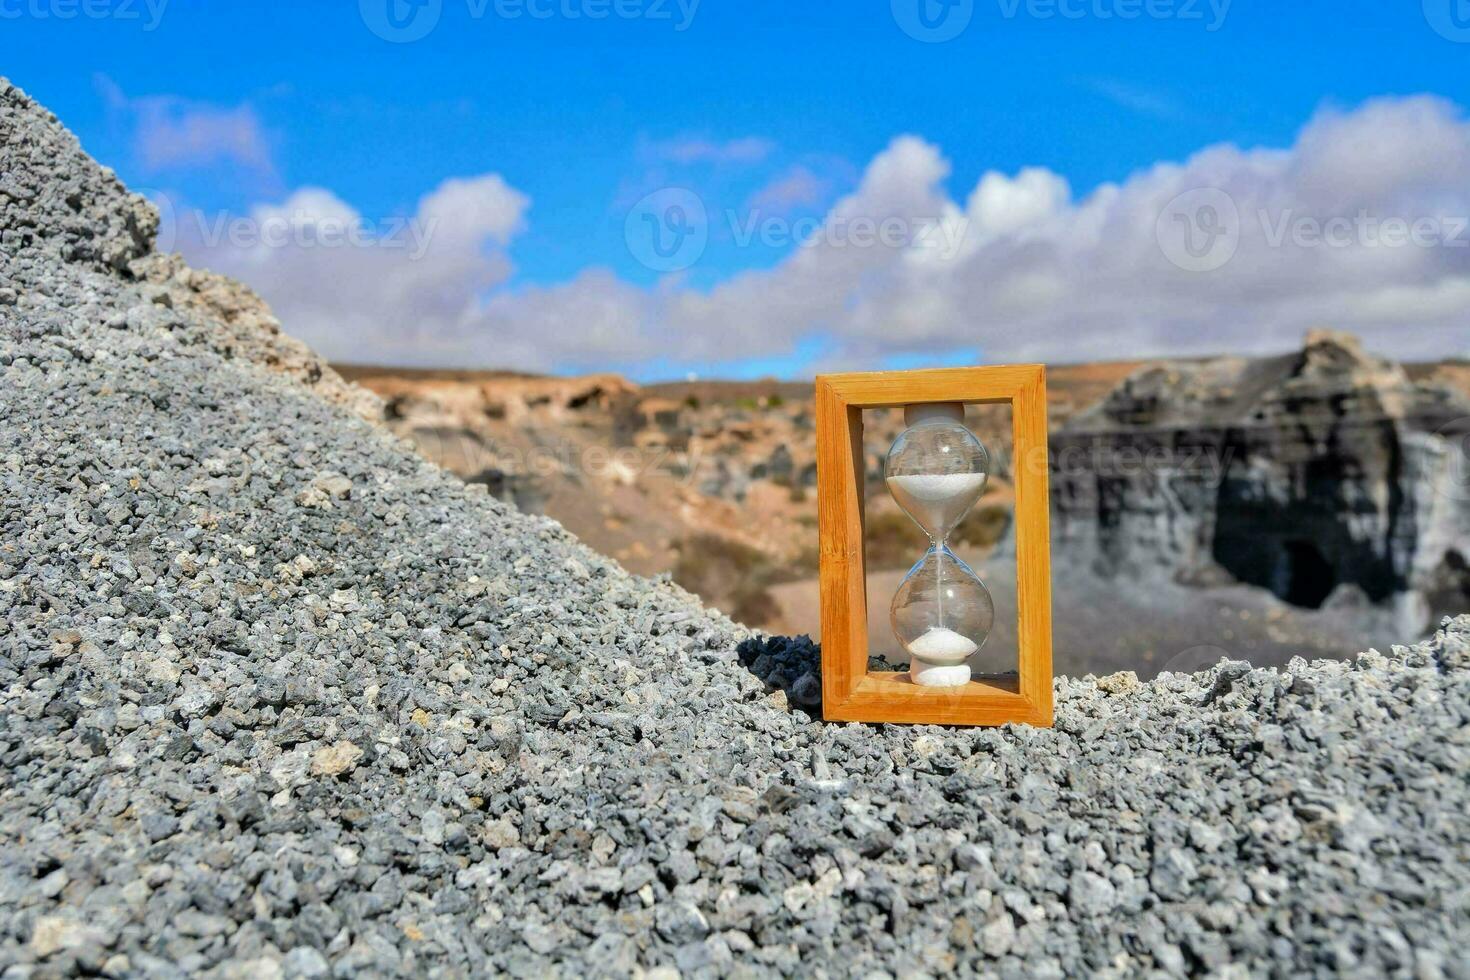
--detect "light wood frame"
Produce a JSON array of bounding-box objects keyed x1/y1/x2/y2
[{"x1": 815, "y1": 365, "x2": 1053, "y2": 727}]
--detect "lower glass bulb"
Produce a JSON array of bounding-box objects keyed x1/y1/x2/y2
[{"x1": 890, "y1": 545, "x2": 994, "y2": 686}]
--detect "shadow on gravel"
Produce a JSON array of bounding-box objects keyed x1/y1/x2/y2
[
  {"x1": 736, "y1": 634, "x2": 824, "y2": 715},
  {"x1": 736, "y1": 635, "x2": 918, "y2": 720}
]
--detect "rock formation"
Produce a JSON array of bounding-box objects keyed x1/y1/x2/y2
[{"x1": 1050, "y1": 330, "x2": 1470, "y2": 635}]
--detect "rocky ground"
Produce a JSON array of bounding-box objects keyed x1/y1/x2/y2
[{"x1": 3, "y1": 78, "x2": 1470, "y2": 978}]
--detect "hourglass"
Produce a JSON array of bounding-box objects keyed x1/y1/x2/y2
[
  {"x1": 885, "y1": 403, "x2": 995, "y2": 686},
  {"x1": 814, "y1": 364, "x2": 1052, "y2": 727}
]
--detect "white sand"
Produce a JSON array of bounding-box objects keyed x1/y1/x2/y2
[
  {"x1": 906, "y1": 626, "x2": 978, "y2": 663},
  {"x1": 886, "y1": 473, "x2": 987, "y2": 534},
  {"x1": 911, "y1": 662, "x2": 972, "y2": 687}
]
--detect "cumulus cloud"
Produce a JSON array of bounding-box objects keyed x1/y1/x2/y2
[
  {"x1": 173, "y1": 177, "x2": 530, "y2": 366},
  {"x1": 180, "y1": 95, "x2": 1470, "y2": 374}
]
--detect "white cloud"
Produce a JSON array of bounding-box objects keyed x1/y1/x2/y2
[
  {"x1": 173, "y1": 176, "x2": 530, "y2": 366},
  {"x1": 247, "y1": 188, "x2": 361, "y2": 234},
  {"x1": 135, "y1": 102, "x2": 272, "y2": 174},
  {"x1": 418, "y1": 175, "x2": 528, "y2": 248},
  {"x1": 181, "y1": 95, "x2": 1470, "y2": 374},
  {"x1": 97, "y1": 74, "x2": 273, "y2": 176}
]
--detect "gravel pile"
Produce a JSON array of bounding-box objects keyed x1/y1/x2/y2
[{"x1": 3, "y1": 78, "x2": 1469, "y2": 978}]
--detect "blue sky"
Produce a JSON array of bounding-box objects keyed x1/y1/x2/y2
[{"x1": 7, "y1": 1, "x2": 1470, "y2": 378}]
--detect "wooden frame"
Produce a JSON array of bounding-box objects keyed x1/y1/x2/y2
[{"x1": 815, "y1": 365, "x2": 1053, "y2": 727}]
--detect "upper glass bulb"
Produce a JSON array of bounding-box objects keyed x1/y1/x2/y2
[{"x1": 884, "y1": 408, "x2": 990, "y2": 540}]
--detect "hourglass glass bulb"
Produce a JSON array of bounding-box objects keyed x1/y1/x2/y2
[
  {"x1": 884, "y1": 405, "x2": 990, "y2": 540},
  {"x1": 891, "y1": 547, "x2": 995, "y2": 686}
]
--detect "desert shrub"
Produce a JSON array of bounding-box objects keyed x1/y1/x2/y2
[
  {"x1": 864, "y1": 504, "x2": 1012, "y2": 569},
  {"x1": 865, "y1": 511, "x2": 927, "y2": 569},
  {"x1": 954, "y1": 504, "x2": 1012, "y2": 549},
  {"x1": 673, "y1": 534, "x2": 783, "y2": 626},
  {"x1": 791, "y1": 544, "x2": 821, "y2": 575}
]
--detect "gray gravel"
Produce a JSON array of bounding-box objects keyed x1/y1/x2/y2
[{"x1": 3, "y1": 77, "x2": 1470, "y2": 978}]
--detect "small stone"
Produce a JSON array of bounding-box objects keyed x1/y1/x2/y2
[
  {"x1": 421, "y1": 810, "x2": 446, "y2": 846},
  {"x1": 1095, "y1": 670, "x2": 1139, "y2": 694},
  {"x1": 38, "y1": 868, "x2": 68, "y2": 898},
  {"x1": 295, "y1": 472, "x2": 353, "y2": 508},
  {"x1": 981, "y1": 912, "x2": 1015, "y2": 958},
  {"x1": 310, "y1": 741, "x2": 363, "y2": 777},
  {"x1": 483, "y1": 818, "x2": 520, "y2": 849},
  {"x1": 790, "y1": 672, "x2": 821, "y2": 705},
  {"x1": 522, "y1": 924, "x2": 558, "y2": 954},
  {"x1": 282, "y1": 946, "x2": 330, "y2": 979},
  {"x1": 1068, "y1": 871, "x2": 1117, "y2": 916},
  {"x1": 30, "y1": 916, "x2": 102, "y2": 957},
  {"x1": 1151, "y1": 848, "x2": 1199, "y2": 900},
  {"x1": 140, "y1": 811, "x2": 180, "y2": 842},
  {"x1": 655, "y1": 901, "x2": 710, "y2": 944},
  {"x1": 912, "y1": 734, "x2": 944, "y2": 757}
]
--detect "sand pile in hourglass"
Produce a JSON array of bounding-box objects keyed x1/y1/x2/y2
[
  {"x1": 885, "y1": 403, "x2": 996, "y2": 687},
  {"x1": 886, "y1": 473, "x2": 991, "y2": 543}
]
